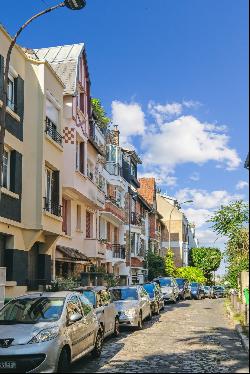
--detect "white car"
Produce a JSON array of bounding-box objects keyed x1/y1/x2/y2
[
  {"x1": 0, "y1": 291, "x2": 103, "y2": 373},
  {"x1": 154, "y1": 277, "x2": 179, "y2": 303}
]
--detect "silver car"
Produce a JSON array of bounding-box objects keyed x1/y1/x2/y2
[
  {"x1": 0, "y1": 292, "x2": 103, "y2": 373},
  {"x1": 109, "y1": 286, "x2": 152, "y2": 329},
  {"x1": 154, "y1": 277, "x2": 179, "y2": 303}
]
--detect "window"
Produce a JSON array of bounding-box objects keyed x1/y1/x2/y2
[
  {"x1": 62, "y1": 199, "x2": 70, "y2": 235},
  {"x1": 86, "y1": 211, "x2": 93, "y2": 239},
  {"x1": 45, "y1": 168, "x2": 60, "y2": 216},
  {"x1": 131, "y1": 162, "x2": 136, "y2": 177},
  {"x1": 114, "y1": 227, "x2": 119, "y2": 244},
  {"x1": 87, "y1": 160, "x2": 94, "y2": 181},
  {"x1": 106, "y1": 145, "x2": 118, "y2": 163},
  {"x1": 7, "y1": 75, "x2": 15, "y2": 111},
  {"x1": 2, "y1": 149, "x2": 10, "y2": 189},
  {"x1": 46, "y1": 99, "x2": 59, "y2": 126},
  {"x1": 76, "y1": 205, "x2": 81, "y2": 231},
  {"x1": 107, "y1": 222, "x2": 111, "y2": 242},
  {"x1": 116, "y1": 190, "x2": 122, "y2": 207},
  {"x1": 76, "y1": 141, "x2": 85, "y2": 174}
]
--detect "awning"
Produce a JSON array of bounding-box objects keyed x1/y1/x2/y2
[{"x1": 56, "y1": 245, "x2": 89, "y2": 262}]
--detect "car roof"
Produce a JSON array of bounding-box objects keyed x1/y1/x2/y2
[
  {"x1": 14, "y1": 291, "x2": 77, "y2": 299},
  {"x1": 74, "y1": 286, "x2": 107, "y2": 292},
  {"x1": 110, "y1": 285, "x2": 140, "y2": 289}
]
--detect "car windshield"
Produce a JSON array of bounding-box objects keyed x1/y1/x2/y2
[
  {"x1": 213, "y1": 286, "x2": 224, "y2": 291},
  {"x1": 143, "y1": 284, "x2": 155, "y2": 298},
  {"x1": 204, "y1": 286, "x2": 210, "y2": 290},
  {"x1": 82, "y1": 291, "x2": 96, "y2": 306},
  {"x1": 175, "y1": 279, "x2": 185, "y2": 286},
  {"x1": 110, "y1": 288, "x2": 138, "y2": 301},
  {"x1": 0, "y1": 297, "x2": 65, "y2": 325},
  {"x1": 158, "y1": 279, "x2": 171, "y2": 287},
  {"x1": 190, "y1": 282, "x2": 199, "y2": 288}
]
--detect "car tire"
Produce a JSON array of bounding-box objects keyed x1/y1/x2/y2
[
  {"x1": 137, "y1": 312, "x2": 143, "y2": 330},
  {"x1": 114, "y1": 317, "x2": 120, "y2": 337},
  {"x1": 156, "y1": 303, "x2": 160, "y2": 315},
  {"x1": 57, "y1": 347, "x2": 70, "y2": 373},
  {"x1": 92, "y1": 329, "x2": 104, "y2": 358}
]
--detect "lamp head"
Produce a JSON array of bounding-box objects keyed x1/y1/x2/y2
[{"x1": 64, "y1": 0, "x2": 86, "y2": 10}]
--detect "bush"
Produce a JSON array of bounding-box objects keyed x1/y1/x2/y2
[
  {"x1": 175, "y1": 266, "x2": 206, "y2": 283},
  {"x1": 46, "y1": 277, "x2": 80, "y2": 292}
]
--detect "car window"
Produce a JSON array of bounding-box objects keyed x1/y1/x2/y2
[
  {"x1": 82, "y1": 290, "x2": 96, "y2": 307},
  {"x1": 67, "y1": 295, "x2": 83, "y2": 319},
  {"x1": 110, "y1": 288, "x2": 139, "y2": 301},
  {"x1": 79, "y1": 295, "x2": 93, "y2": 316}
]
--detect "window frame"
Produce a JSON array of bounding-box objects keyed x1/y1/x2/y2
[
  {"x1": 7, "y1": 74, "x2": 15, "y2": 112},
  {"x1": 2, "y1": 148, "x2": 10, "y2": 190}
]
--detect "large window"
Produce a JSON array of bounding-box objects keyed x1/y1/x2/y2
[
  {"x1": 86, "y1": 211, "x2": 93, "y2": 239},
  {"x1": 2, "y1": 149, "x2": 10, "y2": 189},
  {"x1": 7, "y1": 75, "x2": 15, "y2": 111},
  {"x1": 45, "y1": 167, "x2": 60, "y2": 216},
  {"x1": 76, "y1": 204, "x2": 82, "y2": 231},
  {"x1": 76, "y1": 141, "x2": 85, "y2": 174}
]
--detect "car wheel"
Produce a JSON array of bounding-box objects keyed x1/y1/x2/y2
[
  {"x1": 92, "y1": 329, "x2": 104, "y2": 358},
  {"x1": 57, "y1": 347, "x2": 70, "y2": 373},
  {"x1": 148, "y1": 309, "x2": 153, "y2": 321},
  {"x1": 114, "y1": 317, "x2": 120, "y2": 337},
  {"x1": 137, "y1": 312, "x2": 143, "y2": 330},
  {"x1": 156, "y1": 303, "x2": 160, "y2": 315}
]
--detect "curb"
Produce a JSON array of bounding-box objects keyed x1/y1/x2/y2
[{"x1": 226, "y1": 304, "x2": 249, "y2": 353}]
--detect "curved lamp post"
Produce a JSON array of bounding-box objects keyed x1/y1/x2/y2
[{"x1": 0, "y1": 0, "x2": 86, "y2": 201}]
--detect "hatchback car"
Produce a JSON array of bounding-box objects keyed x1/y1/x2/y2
[
  {"x1": 154, "y1": 277, "x2": 179, "y2": 303},
  {"x1": 190, "y1": 282, "x2": 205, "y2": 300},
  {"x1": 175, "y1": 278, "x2": 192, "y2": 300},
  {"x1": 143, "y1": 282, "x2": 165, "y2": 314},
  {"x1": 74, "y1": 286, "x2": 120, "y2": 338},
  {"x1": 0, "y1": 292, "x2": 103, "y2": 373},
  {"x1": 109, "y1": 286, "x2": 152, "y2": 329}
]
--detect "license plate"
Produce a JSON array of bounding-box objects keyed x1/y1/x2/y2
[{"x1": 0, "y1": 362, "x2": 16, "y2": 370}]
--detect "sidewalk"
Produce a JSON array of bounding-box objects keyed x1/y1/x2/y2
[{"x1": 226, "y1": 301, "x2": 249, "y2": 353}]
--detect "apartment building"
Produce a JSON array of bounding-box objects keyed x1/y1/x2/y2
[
  {"x1": 0, "y1": 25, "x2": 65, "y2": 298},
  {"x1": 157, "y1": 193, "x2": 198, "y2": 267}
]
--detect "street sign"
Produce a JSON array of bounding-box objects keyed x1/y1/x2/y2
[{"x1": 64, "y1": 0, "x2": 86, "y2": 10}]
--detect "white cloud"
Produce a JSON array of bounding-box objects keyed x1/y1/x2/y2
[
  {"x1": 176, "y1": 188, "x2": 243, "y2": 210},
  {"x1": 112, "y1": 101, "x2": 145, "y2": 144},
  {"x1": 196, "y1": 229, "x2": 226, "y2": 247},
  {"x1": 143, "y1": 115, "x2": 241, "y2": 170},
  {"x1": 236, "y1": 180, "x2": 249, "y2": 190},
  {"x1": 189, "y1": 172, "x2": 200, "y2": 182},
  {"x1": 138, "y1": 168, "x2": 177, "y2": 187}
]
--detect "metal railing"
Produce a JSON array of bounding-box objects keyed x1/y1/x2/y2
[
  {"x1": 45, "y1": 117, "x2": 63, "y2": 147},
  {"x1": 105, "y1": 162, "x2": 122, "y2": 176},
  {"x1": 112, "y1": 244, "x2": 126, "y2": 259},
  {"x1": 43, "y1": 197, "x2": 62, "y2": 217}
]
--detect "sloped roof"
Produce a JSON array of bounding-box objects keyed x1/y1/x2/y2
[
  {"x1": 34, "y1": 43, "x2": 84, "y2": 95},
  {"x1": 57, "y1": 245, "x2": 89, "y2": 262}
]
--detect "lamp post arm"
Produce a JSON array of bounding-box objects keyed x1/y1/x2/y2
[{"x1": 0, "y1": 2, "x2": 65, "y2": 199}]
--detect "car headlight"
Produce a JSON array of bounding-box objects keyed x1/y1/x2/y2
[{"x1": 29, "y1": 327, "x2": 59, "y2": 344}]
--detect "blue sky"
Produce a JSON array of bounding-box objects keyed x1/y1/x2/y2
[{"x1": 1, "y1": 0, "x2": 249, "y2": 271}]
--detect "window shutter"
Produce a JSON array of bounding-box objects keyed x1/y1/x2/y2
[
  {"x1": 62, "y1": 199, "x2": 68, "y2": 233},
  {"x1": 80, "y1": 142, "x2": 85, "y2": 174},
  {"x1": 10, "y1": 151, "x2": 22, "y2": 195},
  {"x1": 52, "y1": 170, "x2": 60, "y2": 205},
  {"x1": 0, "y1": 55, "x2": 4, "y2": 101},
  {"x1": 14, "y1": 75, "x2": 24, "y2": 119}
]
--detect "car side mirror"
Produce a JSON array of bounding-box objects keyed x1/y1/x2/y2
[{"x1": 68, "y1": 313, "x2": 82, "y2": 324}]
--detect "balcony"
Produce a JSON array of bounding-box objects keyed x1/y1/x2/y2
[
  {"x1": 105, "y1": 162, "x2": 122, "y2": 176},
  {"x1": 102, "y1": 200, "x2": 126, "y2": 223},
  {"x1": 89, "y1": 120, "x2": 106, "y2": 156},
  {"x1": 43, "y1": 197, "x2": 62, "y2": 217},
  {"x1": 45, "y1": 117, "x2": 63, "y2": 147},
  {"x1": 112, "y1": 244, "x2": 126, "y2": 260},
  {"x1": 84, "y1": 239, "x2": 106, "y2": 258}
]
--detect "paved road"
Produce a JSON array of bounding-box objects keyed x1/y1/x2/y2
[{"x1": 71, "y1": 298, "x2": 249, "y2": 373}]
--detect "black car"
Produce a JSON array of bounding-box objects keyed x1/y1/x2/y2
[
  {"x1": 211, "y1": 286, "x2": 226, "y2": 299},
  {"x1": 190, "y1": 282, "x2": 205, "y2": 300},
  {"x1": 143, "y1": 282, "x2": 165, "y2": 314},
  {"x1": 175, "y1": 278, "x2": 192, "y2": 300}
]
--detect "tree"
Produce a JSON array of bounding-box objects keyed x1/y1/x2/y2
[
  {"x1": 91, "y1": 98, "x2": 110, "y2": 129},
  {"x1": 210, "y1": 201, "x2": 249, "y2": 289},
  {"x1": 147, "y1": 250, "x2": 165, "y2": 281},
  {"x1": 190, "y1": 247, "x2": 222, "y2": 284},
  {"x1": 165, "y1": 249, "x2": 176, "y2": 277},
  {"x1": 175, "y1": 267, "x2": 206, "y2": 284}
]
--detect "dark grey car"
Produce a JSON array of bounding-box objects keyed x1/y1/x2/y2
[{"x1": 143, "y1": 282, "x2": 165, "y2": 314}]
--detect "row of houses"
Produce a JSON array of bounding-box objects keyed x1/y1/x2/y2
[{"x1": 0, "y1": 25, "x2": 198, "y2": 299}]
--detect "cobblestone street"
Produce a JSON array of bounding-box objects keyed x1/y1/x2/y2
[{"x1": 71, "y1": 299, "x2": 249, "y2": 373}]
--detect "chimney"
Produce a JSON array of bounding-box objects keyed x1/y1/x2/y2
[{"x1": 112, "y1": 125, "x2": 120, "y2": 146}]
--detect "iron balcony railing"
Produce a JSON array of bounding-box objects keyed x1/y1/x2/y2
[
  {"x1": 112, "y1": 244, "x2": 126, "y2": 259},
  {"x1": 43, "y1": 197, "x2": 62, "y2": 217},
  {"x1": 45, "y1": 117, "x2": 63, "y2": 147}
]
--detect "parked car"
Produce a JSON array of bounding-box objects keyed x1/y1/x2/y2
[
  {"x1": 0, "y1": 292, "x2": 103, "y2": 373},
  {"x1": 211, "y1": 285, "x2": 226, "y2": 299},
  {"x1": 203, "y1": 286, "x2": 212, "y2": 298},
  {"x1": 154, "y1": 277, "x2": 179, "y2": 303},
  {"x1": 109, "y1": 286, "x2": 152, "y2": 329},
  {"x1": 190, "y1": 282, "x2": 205, "y2": 300},
  {"x1": 175, "y1": 278, "x2": 192, "y2": 300},
  {"x1": 74, "y1": 286, "x2": 120, "y2": 338},
  {"x1": 143, "y1": 282, "x2": 165, "y2": 314}
]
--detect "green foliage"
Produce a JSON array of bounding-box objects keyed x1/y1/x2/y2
[
  {"x1": 165, "y1": 249, "x2": 176, "y2": 277},
  {"x1": 147, "y1": 250, "x2": 165, "y2": 281},
  {"x1": 175, "y1": 267, "x2": 206, "y2": 284},
  {"x1": 209, "y1": 200, "x2": 249, "y2": 239},
  {"x1": 47, "y1": 277, "x2": 79, "y2": 292},
  {"x1": 210, "y1": 201, "x2": 249, "y2": 290},
  {"x1": 104, "y1": 274, "x2": 120, "y2": 288},
  {"x1": 91, "y1": 98, "x2": 110, "y2": 129},
  {"x1": 190, "y1": 247, "x2": 222, "y2": 283}
]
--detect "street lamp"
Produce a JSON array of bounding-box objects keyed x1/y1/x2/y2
[
  {"x1": 168, "y1": 199, "x2": 193, "y2": 252},
  {"x1": 0, "y1": 1, "x2": 86, "y2": 201}
]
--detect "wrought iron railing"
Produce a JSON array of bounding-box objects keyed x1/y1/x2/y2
[
  {"x1": 45, "y1": 117, "x2": 63, "y2": 147},
  {"x1": 112, "y1": 244, "x2": 126, "y2": 259},
  {"x1": 43, "y1": 197, "x2": 62, "y2": 217}
]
